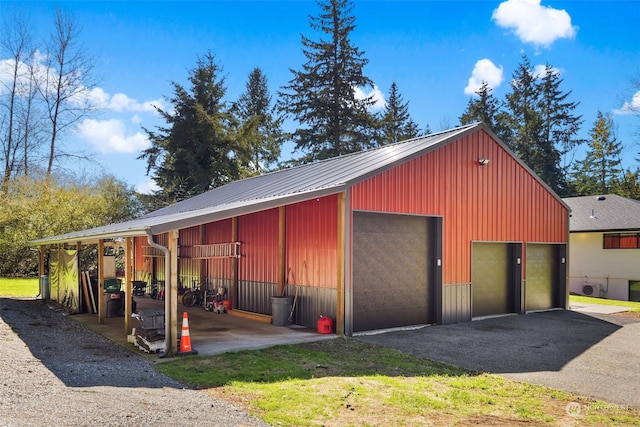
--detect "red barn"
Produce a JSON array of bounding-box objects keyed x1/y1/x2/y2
[{"x1": 32, "y1": 123, "x2": 569, "y2": 355}]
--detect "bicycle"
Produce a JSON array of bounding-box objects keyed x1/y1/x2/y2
[{"x1": 181, "y1": 282, "x2": 204, "y2": 307}]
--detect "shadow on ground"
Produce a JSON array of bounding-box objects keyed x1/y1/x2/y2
[
  {"x1": 0, "y1": 297, "x2": 182, "y2": 389},
  {"x1": 356, "y1": 310, "x2": 623, "y2": 374}
]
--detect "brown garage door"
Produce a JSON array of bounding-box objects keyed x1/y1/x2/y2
[
  {"x1": 472, "y1": 242, "x2": 512, "y2": 317},
  {"x1": 352, "y1": 212, "x2": 433, "y2": 332},
  {"x1": 525, "y1": 244, "x2": 556, "y2": 311}
]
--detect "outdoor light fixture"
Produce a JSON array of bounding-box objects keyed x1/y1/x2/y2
[{"x1": 478, "y1": 158, "x2": 490, "y2": 166}]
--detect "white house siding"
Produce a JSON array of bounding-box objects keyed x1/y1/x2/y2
[{"x1": 569, "y1": 232, "x2": 640, "y2": 301}]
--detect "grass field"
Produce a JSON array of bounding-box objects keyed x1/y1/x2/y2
[
  {"x1": 157, "y1": 339, "x2": 640, "y2": 426},
  {"x1": 570, "y1": 294, "x2": 640, "y2": 313},
  {"x1": 0, "y1": 277, "x2": 39, "y2": 297}
]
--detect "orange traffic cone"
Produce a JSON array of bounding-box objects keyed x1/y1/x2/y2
[{"x1": 178, "y1": 312, "x2": 198, "y2": 356}]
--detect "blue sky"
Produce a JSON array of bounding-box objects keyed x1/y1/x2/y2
[{"x1": 2, "y1": 0, "x2": 639, "y2": 193}]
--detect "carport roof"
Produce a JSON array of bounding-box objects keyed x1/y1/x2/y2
[
  {"x1": 564, "y1": 194, "x2": 640, "y2": 232},
  {"x1": 31, "y1": 122, "x2": 561, "y2": 246}
]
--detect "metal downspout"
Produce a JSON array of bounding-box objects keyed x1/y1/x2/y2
[{"x1": 145, "y1": 230, "x2": 171, "y2": 358}]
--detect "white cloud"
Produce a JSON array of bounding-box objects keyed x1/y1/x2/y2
[
  {"x1": 108, "y1": 93, "x2": 163, "y2": 113},
  {"x1": 492, "y1": 0, "x2": 577, "y2": 48},
  {"x1": 354, "y1": 84, "x2": 386, "y2": 111},
  {"x1": 464, "y1": 59, "x2": 504, "y2": 95},
  {"x1": 76, "y1": 118, "x2": 150, "y2": 153},
  {"x1": 532, "y1": 64, "x2": 562, "y2": 79},
  {"x1": 1, "y1": 52, "x2": 162, "y2": 114},
  {"x1": 615, "y1": 90, "x2": 640, "y2": 115},
  {"x1": 135, "y1": 179, "x2": 160, "y2": 195}
]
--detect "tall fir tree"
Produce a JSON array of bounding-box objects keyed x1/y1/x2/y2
[
  {"x1": 376, "y1": 82, "x2": 420, "y2": 145},
  {"x1": 503, "y1": 55, "x2": 543, "y2": 170},
  {"x1": 459, "y1": 81, "x2": 511, "y2": 142},
  {"x1": 232, "y1": 67, "x2": 284, "y2": 175},
  {"x1": 139, "y1": 52, "x2": 239, "y2": 202},
  {"x1": 570, "y1": 112, "x2": 622, "y2": 196},
  {"x1": 537, "y1": 63, "x2": 584, "y2": 195},
  {"x1": 278, "y1": 0, "x2": 375, "y2": 162},
  {"x1": 501, "y1": 55, "x2": 581, "y2": 195}
]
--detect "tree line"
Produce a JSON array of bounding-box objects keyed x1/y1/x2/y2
[
  {"x1": 1, "y1": 0, "x2": 639, "y2": 275},
  {"x1": 139, "y1": 0, "x2": 638, "y2": 203}
]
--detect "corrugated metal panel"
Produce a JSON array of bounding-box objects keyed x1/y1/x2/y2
[
  {"x1": 442, "y1": 283, "x2": 472, "y2": 324},
  {"x1": 288, "y1": 285, "x2": 337, "y2": 329},
  {"x1": 351, "y1": 130, "x2": 569, "y2": 286},
  {"x1": 142, "y1": 125, "x2": 475, "y2": 219},
  {"x1": 237, "y1": 280, "x2": 277, "y2": 314},
  {"x1": 32, "y1": 125, "x2": 489, "y2": 245},
  {"x1": 238, "y1": 209, "x2": 279, "y2": 283},
  {"x1": 204, "y1": 220, "x2": 233, "y2": 280},
  {"x1": 236, "y1": 281, "x2": 337, "y2": 329},
  {"x1": 286, "y1": 196, "x2": 338, "y2": 289},
  {"x1": 179, "y1": 226, "x2": 203, "y2": 287}
]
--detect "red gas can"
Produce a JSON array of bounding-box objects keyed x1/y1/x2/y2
[{"x1": 317, "y1": 316, "x2": 333, "y2": 334}]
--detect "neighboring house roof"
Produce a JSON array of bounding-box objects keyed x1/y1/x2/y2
[
  {"x1": 563, "y1": 194, "x2": 640, "y2": 232},
  {"x1": 31, "y1": 122, "x2": 563, "y2": 246}
]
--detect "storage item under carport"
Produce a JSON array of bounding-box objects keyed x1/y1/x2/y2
[
  {"x1": 131, "y1": 309, "x2": 165, "y2": 353},
  {"x1": 271, "y1": 295, "x2": 293, "y2": 326}
]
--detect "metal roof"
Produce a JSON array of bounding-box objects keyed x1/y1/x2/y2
[
  {"x1": 564, "y1": 194, "x2": 640, "y2": 232},
  {"x1": 32, "y1": 122, "x2": 560, "y2": 245}
]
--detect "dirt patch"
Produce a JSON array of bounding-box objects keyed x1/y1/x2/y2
[{"x1": 615, "y1": 311, "x2": 640, "y2": 318}]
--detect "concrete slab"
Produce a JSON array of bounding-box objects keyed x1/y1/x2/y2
[
  {"x1": 569, "y1": 302, "x2": 632, "y2": 314},
  {"x1": 72, "y1": 295, "x2": 336, "y2": 358}
]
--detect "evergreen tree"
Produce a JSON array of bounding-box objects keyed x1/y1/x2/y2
[
  {"x1": 612, "y1": 168, "x2": 640, "y2": 200},
  {"x1": 537, "y1": 63, "x2": 584, "y2": 195},
  {"x1": 570, "y1": 112, "x2": 622, "y2": 195},
  {"x1": 279, "y1": 0, "x2": 375, "y2": 162},
  {"x1": 503, "y1": 56, "x2": 542, "y2": 166},
  {"x1": 376, "y1": 82, "x2": 420, "y2": 145},
  {"x1": 502, "y1": 55, "x2": 580, "y2": 195},
  {"x1": 139, "y1": 52, "x2": 239, "y2": 202},
  {"x1": 459, "y1": 81, "x2": 510, "y2": 142},
  {"x1": 232, "y1": 68, "x2": 284, "y2": 175}
]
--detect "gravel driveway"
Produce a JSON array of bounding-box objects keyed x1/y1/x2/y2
[
  {"x1": 356, "y1": 309, "x2": 640, "y2": 409},
  {"x1": 0, "y1": 298, "x2": 270, "y2": 427}
]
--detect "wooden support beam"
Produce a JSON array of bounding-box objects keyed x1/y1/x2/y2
[
  {"x1": 39, "y1": 246, "x2": 45, "y2": 278},
  {"x1": 98, "y1": 240, "x2": 105, "y2": 324},
  {"x1": 124, "y1": 237, "x2": 134, "y2": 334},
  {"x1": 169, "y1": 230, "x2": 179, "y2": 356}
]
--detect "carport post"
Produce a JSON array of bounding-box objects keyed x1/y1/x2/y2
[
  {"x1": 169, "y1": 230, "x2": 179, "y2": 356},
  {"x1": 124, "y1": 237, "x2": 134, "y2": 334},
  {"x1": 98, "y1": 239, "x2": 104, "y2": 324}
]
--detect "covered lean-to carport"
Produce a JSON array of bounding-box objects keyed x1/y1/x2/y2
[{"x1": 31, "y1": 123, "x2": 570, "y2": 356}]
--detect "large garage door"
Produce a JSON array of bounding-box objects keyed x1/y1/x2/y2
[
  {"x1": 352, "y1": 212, "x2": 433, "y2": 332},
  {"x1": 525, "y1": 244, "x2": 556, "y2": 311},
  {"x1": 472, "y1": 242, "x2": 512, "y2": 317}
]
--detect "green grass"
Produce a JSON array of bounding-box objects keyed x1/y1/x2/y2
[
  {"x1": 157, "y1": 338, "x2": 640, "y2": 426},
  {"x1": 0, "y1": 277, "x2": 39, "y2": 297},
  {"x1": 570, "y1": 294, "x2": 640, "y2": 313}
]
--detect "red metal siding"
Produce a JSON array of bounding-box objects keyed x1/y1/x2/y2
[
  {"x1": 238, "y1": 209, "x2": 279, "y2": 283},
  {"x1": 351, "y1": 130, "x2": 568, "y2": 285},
  {"x1": 204, "y1": 219, "x2": 233, "y2": 280},
  {"x1": 179, "y1": 226, "x2": 202, "y2": 286},
  {"x1": 286, "y1": 196, "x2": 338, "y2": 289},
  {"x1": 134, "y1": 236, "x2": 146, "y2": 273}
]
